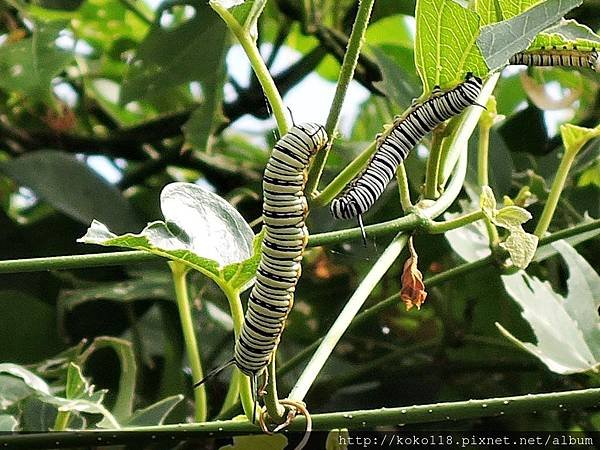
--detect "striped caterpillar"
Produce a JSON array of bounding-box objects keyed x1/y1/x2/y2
[
  {"x1": 509, "y1": 46, "x2": 599, "y2": 71},
  {"x1": 195, "y1": 123, "x2": 327, "y2": 398},
  {"x1": 330, "y1": 73, "x2": 483, "y2": 222}
]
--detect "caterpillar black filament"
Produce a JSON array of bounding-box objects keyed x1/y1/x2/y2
[
  {"x1": 330, "y1": 73, "x2": 483, "y2": 221},
  {"x1": 509, "y1": 46, "x2": 599, "y2": 71},
  {"x1": 194, "y1": 123, "x2": 327, "y2": 393}
]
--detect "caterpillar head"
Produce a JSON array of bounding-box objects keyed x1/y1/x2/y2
[{"x1": 295, "y1": 122, "x2": 328, "y2": 153}]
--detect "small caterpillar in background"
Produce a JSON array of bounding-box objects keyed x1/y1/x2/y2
[
  {"x1": 195, "y1": 123, "x2": 328, "y2": 399},
  {"x1": 330, "y1": 73, "x2": 483, "y2": 222},
  {"x1": 509, "y1": 46, "x2": 599, "y2": 72}
]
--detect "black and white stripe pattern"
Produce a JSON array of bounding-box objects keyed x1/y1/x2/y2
[
  {"x1": 330, "y1": 74, "x2": 483, "y2": 220},
  {"x1": 234, "y1": 123, "x2": 327, "y2": 377},
  {"x1": 509, "y1": 47, "x2": 599, "y2": 71}
]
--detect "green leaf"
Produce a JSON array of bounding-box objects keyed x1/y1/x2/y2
[
  {"x1": 561, "y1": 123, "x2": 600, "y2": 157},
  {"x1": 182, "y1": 42, "x2": 228, "y2": 152},
  {"x1": 0, "y1": 375, "x2": 33, "y2": 411},
  {"x1": 0, "y1": 150, "x2": 142, "y2": 233},
  {"x1": 326, "y1": 429, "x2": 350, "y2": 450},
  {"x1": 59, "y1": 270, "x2": 173, "y2": 312},
  {"x1": 479, "y1": 185, "x2": 497, "y2": 218},
  {"x1": 0, "y1": 415, "x2": 18, "y2": 432},
  {"x1": 219, "y1": 434, "x2": 288, "y2": 450},
  {"x1": 65, "y1": 363, "x2": 92, "y2": 400},
  {"x1": 477, "y1": 0, "x2": 583, "y2": 71},
  {"x1": 37, "y1": 393, "x2": 119, "y2": 428},
  {"x1": 444, "y1": 206, "x2": 492, "y2": 262},
  {"x1": 535, "y1": 216, "x2": 600, "y2": 261},
  {"x1": 0, "y1": 291, "x2": 64, "y2": 363},
  {"x1": 499, "y1": 241, "x2": 600, "y2": 374},
  {"x1": 494, "y1": 205, "x2": 532, "y2": 229},
  {"x1": 475, "y1": 0, "x2": 503, "y2": 25},
  {"x1": 123, "y1": 395, "x2": 184, "y2": 426},
  {"x1": 370, "y1": 45, "x2": 420, "y2": 110},
  {"x1": 415, "y1": 0, "x2": 488, "y2": 93},
  {"x1": 498, "y1": 0, "x2": 542, "y2": 18},
  {"x1": 31, "y1": 342, "x2": 86, "y2": 381},
  {"x1": 221, "y1": 229, "x2": 264, "y2": 291},
  {"x1": 0, "y1": 364, "x2": 50, "y2": 395},
  {"x1": 529, "y1": 19, "x2": 600, "y2": 51},
  {"x1": 81, "y1": 337, "x2": 136, "y2": 421},
  {"x1": 121, "y1": 1, "x2": 227, "y2": 103},
  {"x1": 0, "y1": 20, "x2": 73, "y2": 100},
  {"x1": 79, "y1": 182, "x2": 257, "y2": 290},
  {"x1": 499, "y1": 228, "x2": 539, "y2": 269}
]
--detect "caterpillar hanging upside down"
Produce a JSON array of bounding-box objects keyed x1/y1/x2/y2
[
  {"x1": 330, "y1": 73, "x2": 483, "y2": 228},
  {"x1": 194, "y1": 123, "x2": 327, "y2": 426},
  {"x1": 509, "y1": 45, "x2": 599, "y2": 72},
  {"x1": 234, "y1": 123, "x2": 327, "y2": 379}
]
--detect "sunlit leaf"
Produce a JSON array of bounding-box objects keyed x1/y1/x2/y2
[
  {"x1": 415, "y1": 0, "x2": 488, "y2": 94},
  {"x1": 494, "y1": 205, "x2": 532, "y2": 229},
  {"x1": 79, "y1": 182, "x2": 258, "y2": 290},
  {"x1": 561, "y1": 123, "x2": 600, "y2": 156},
  {"x1": 479, "y1": 185, "x2": 497, "y2": 218},
  {"x1": 499, "y1": 228, "x2": 538, "y2": 269},
  {"x1": 475, "y1": 0, "x2": 503, "y2": 25},
  {"x1": 498, "y1": 0, "x2": 543, "y2": 19},
  {"x1": 477, "y1": 0, "x2": 583, "y2": 71},
  {"x1": 499, "y1": 241, "x2": 600, "y2": 374}
]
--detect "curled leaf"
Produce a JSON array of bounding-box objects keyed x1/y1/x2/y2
[
  {"x1": 479, "y1": 185, "x2": 497, "y2": 219},
  {"x1": 400, "y1": 238, "x2": 427, "y2": 311}
]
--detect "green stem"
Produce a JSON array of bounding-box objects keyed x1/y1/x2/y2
[
  {"x1": 2, "y1": 217, "x2": 599, "y2": 275},
  {"x1": 427, "y1": 210, "x2": 486, "y2": 234},
  {"x1": 183, "y1": 215, "x2": 600, "y2": 420},
  {"x1": 312, "y1": 140, "x2": 377, "y2": 206},
  {"x1": 478, "y1": 123, "x2": 490, "y2": 186},
  {"x1": 478, "y1": 116, "x2": 500, "y2": 246},
  {"x1": 534, "y1": 146, "x2": 579, "y2": 238},
  {"x1": 288, "y1": 232, "x2": 409, "y2": 402},
  {"x1": 306, "y1": 0, "x2": 376, "y2": 195},
  {"x1": 396, "y1": 162, "x2": 413, "y2": 212},
  {"x1": 423, "y1": 126, "x2": 446, "y2": 199},
  {"x1": 439, "y1": 73, "x2": 500, "y2": 185},
  {"x1": 210, "y1": 1, "x2": 289, "y2": 135},
  {"x1": 221, "y1": 286, "x2": 254, "y2": 421},
  {"x1": 52, "y1": 411, "x2": 70, "y2": 431},
  {"x1": 169, "y1": 262, "x2": 206, "y2": 422},
  {"x1": 263, "y1": 358, "x2": 286, "y2": 423},
  {"x1": 5, "y1": 388, "x2": 599, "y2": 446}
]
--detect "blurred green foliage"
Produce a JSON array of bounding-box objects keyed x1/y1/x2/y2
[{"x1": 0, "y1": 0, "x2": 599, "y2": 444}]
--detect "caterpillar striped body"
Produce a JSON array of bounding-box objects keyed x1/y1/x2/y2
[
  {"x1": 509, "y1": 47, "x2": 599, "y2": 71},
  {"x1": 234, "y1": 123, "x2": 327, "y2": 376},
  {"x1": 194, "y1": 124, "x2": 327, "y2": 395},
  {"x1": 330, "y1": 74, "x2": 483, "y2": 221}
]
